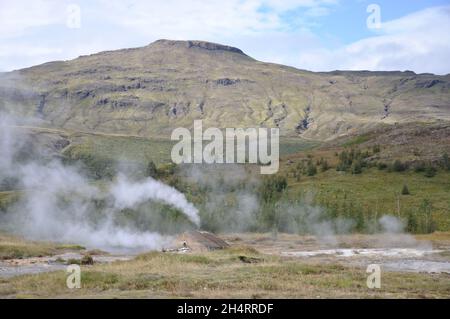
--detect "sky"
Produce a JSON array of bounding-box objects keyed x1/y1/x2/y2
[{"x1": 0, "y1": 0, "x2": 449, "y2": 74}]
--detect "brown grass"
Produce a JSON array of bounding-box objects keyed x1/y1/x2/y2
[{"x1": 1, "y1": 245, "x2": 449, "y2": 299}]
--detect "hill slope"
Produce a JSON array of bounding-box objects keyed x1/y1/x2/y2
[{"x1": 0, "y1": 39, "x2": 449, "y2": 140}]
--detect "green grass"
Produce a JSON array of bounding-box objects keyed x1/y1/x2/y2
[
  {"x1": 287, "y1": 168, "x2": 450, "y2": 231},
  {"x1": 341, "y1": 134, "x2": 371, "y2": 147},
  {"x1": 62, "y1": 134, "x2": 317, "y2": 167},
  {"x1": 279, "y1": 138, "x2": 319, "y2": 156},
  {"x1": 63, "y1": 134, "x2": 175, "y2": 166}
]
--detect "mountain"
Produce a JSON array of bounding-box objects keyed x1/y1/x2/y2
[{"x1": 0, "y1": 39, "x2": 449, "y2": 140}]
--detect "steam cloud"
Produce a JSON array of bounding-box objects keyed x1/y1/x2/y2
[
  {"x1": 111, "y1": 175, "x2": 200, "y2": 226},
  {"x1": 0, "y1": 110, "x2": 422, "y2": 252},
  {"x1": 0, "y1": 113, "x2": 200, "y2": 252}
]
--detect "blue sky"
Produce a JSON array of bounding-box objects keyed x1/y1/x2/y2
[
  {"x1": 1, "y1": 0, "x2": 449, "y2": 74},
  {"x1": 307, "y1": 0, "x2": 450, "y2": 43}
]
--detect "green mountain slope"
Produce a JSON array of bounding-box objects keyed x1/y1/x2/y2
[{"x1": 0, "y1": 39, "x2": 449, "y2": 140}]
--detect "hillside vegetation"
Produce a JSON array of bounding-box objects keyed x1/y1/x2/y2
[
  {"x1": 0, "y1": 40, "x2": 448, "y2": 236},
  {"x1": 1, "y1": 39, "x2": 449, "y2": 140}
]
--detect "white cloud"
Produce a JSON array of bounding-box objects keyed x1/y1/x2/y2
[
  {"x1": 297, "y1": 5, "x2": 450, "y2": 74},
  {"x1": 0, "y1": 0, "x2": 67, "y2": 39},
  {"x1": 0, "y1": 1, "x2": 448, "y2": 75},
  {"x1": 98, "y1": 0, "x2": 336, "y2": 39},
  {"x1": 0, "y1": 0, "x2": 336, "y2": 71},
  {"x1": 0, "y1": 44, "x2": 62, "y2": 58}
]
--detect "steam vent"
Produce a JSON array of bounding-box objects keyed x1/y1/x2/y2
[{"x1": 169, "y1": 231, "x2": 230, "y2": 253}]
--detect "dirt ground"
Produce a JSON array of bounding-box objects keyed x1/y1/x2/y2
[
  {"x1": 222, "y1": 232, "x2": 450, "y2": 273},
  {"x1": 0, "y1": 232, "x2": 449, "y2": 298}
]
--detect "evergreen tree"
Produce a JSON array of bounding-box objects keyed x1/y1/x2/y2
[
  {"x1": 306, "y1": 160, "x2": 317, "y2": 176},
  {"x1": 146, "y1": 160, "x2": 158, "y2": 178},
  {"x1": 401, "y1": 184, "x2": 410, "y2": 195}
]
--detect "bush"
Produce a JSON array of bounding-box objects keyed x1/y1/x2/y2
[
  {"x1": 319, "y1": 158, "x2": 329, "y2": 172},
  {"x1": 413, "y1": 161, "x2": 426, "y2": 173},
  {"x1": 81, "y1": 255, "x2": 94, "y2": 265},
  {"x1": 424, "y1": 164, "x2": 436, "y2": 178},
  {"x1": 391, "y1": 160, "x2": 406, "y2": 172},
  {"x1": 260, "y1": 175, "x2": 287, "y2": 202},
  {"x1": 351, "y1": 160, "x2": 362, "y2": 174},
  {"x1": 157, "y1": 163, "x2": 177, "y2": 177},
  {"x1": 306, "y1": 161, "x2": 317, "y2": 176},
  {"x1": 377, "y1": 162, "x2": 387, "y2": 170},
  {"x1": 336, "y1": 150, "x2": 351, "y2": 171}
]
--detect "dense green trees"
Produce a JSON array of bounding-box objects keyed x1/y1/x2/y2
[
  {"x1": 260, "y1": 175, "x2": 287, "y2": 203},
  {"x1": 336, "y1": 148, "x2": 369, "y2": 173}
]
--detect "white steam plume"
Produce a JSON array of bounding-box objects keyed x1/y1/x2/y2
[
  {"x1": 0, "y1": 112, "x2": 200, "y2": 252},
  {"x1": 111, "y1": 175, "x2": 200, "y2": 226}
]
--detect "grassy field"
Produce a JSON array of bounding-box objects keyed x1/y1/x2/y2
[
  {"x1": 1, "y1": 245, "x2": 449, "y2": 298},
  {"x1": 0, "y1": 233, "x2": 84, "y2": 260},
  {"x1": 284, "y1": 167, "x2": 450, "y2": 231},
  {"x1": 63, "y1": 133, "x2": 176, "y2": 166},
  {"x1": 63, "y1": 134, "x2": 317, "y2": 166}
]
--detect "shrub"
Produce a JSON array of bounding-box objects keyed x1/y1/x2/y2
[
  {"x1": 81, "y1": 255, "x2": 94, "y2": 265},
  {"x1": 401, "y1": 184, "x2": 410, "y2": 195},
  {"x1": 425, "y1": 166, "x2": 436, "y2": 178},
  {"x1": 413, "y1": 161, "x2": 426, "y2": 173},
  {"x1": 406, "y1": 211, "x2": 418, "y2": 233},
  {"x1": 336, "y1": 150, "x2": 351, "y2": 171},
  {"x1": 157, "y1": 163, "x2": 177, "y2": 176},
  {"x1": 260, "y1": 175, "x2": 288, "y2": 202},
  {"x1": 424, "y1": 164, "x2": 436, "y2": 178},
  {"x1": 377, "y1": 162, "x2": 387, "y2": 170},
  {"x1": 306, "y1": 161, "x2": 317, "y2": 176},
  {"x1": 319, "y1": 158, "x2": 329, "y2": 172},
  {"x1": 351, "y1": 160, "x2": 362, "y2": 174},
  {"x1": 391, "y1": 160, "x2": 406, "y2": 172},
  {"x1": 442, "y1": 153, "x2": 450, "y2": 170}
]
